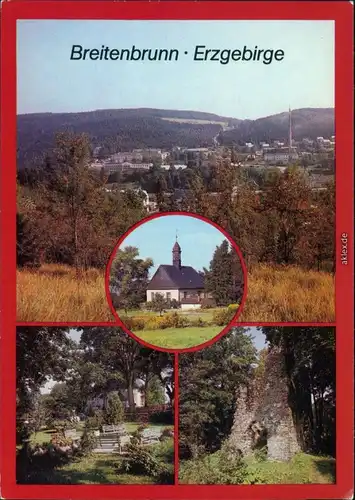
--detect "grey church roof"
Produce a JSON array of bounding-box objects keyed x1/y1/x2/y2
[{"x1": 147, "y1": 264, "x2": 204, "y2": 290}]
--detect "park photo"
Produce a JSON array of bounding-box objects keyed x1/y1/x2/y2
[
  {"x1": 16, "y1": 327, "x2": 174, "y2": 485},
  {"x1": 108, "y1": 213, "x2": 245, "y2": 350},
  {"x1": 178, "y1": 326, "x2": 336, "y2": 484},
  {"x1": 16, "y1": 19, "x2": 335, "y2": 323}
]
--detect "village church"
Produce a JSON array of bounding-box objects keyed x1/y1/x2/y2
[{"x1": 146, "y1": 239, "x2": 209, "y2": 310}]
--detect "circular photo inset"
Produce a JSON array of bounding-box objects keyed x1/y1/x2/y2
[{"x1": 106, "y1": 212, "x2": 247, "y2": 351}]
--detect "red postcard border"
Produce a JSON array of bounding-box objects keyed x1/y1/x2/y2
[{"x1": 1, "y1": 2, "x2": 354, "y2": 499}]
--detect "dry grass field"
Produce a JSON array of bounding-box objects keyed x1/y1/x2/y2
[
  {"x1": 16, "y1": 263, "x2": 335, "y2": 323},
  {"x1": 239, "y1": 264, "x2": 335, "y2": 323},
  {"x1": 16, "y1": 264, "x2": 114, "y2": 322}
]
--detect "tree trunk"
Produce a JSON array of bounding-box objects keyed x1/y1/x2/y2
[{"x1": 127, "y1": 374, "x2": 135, "y2": 413}]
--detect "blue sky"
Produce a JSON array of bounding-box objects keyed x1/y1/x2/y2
[
  {"x1": 17, "y1": 20, "x2": 334, "y2": 118},
  {"x1": 119, "y1": 214, "x2": 228, "y2": 276}
]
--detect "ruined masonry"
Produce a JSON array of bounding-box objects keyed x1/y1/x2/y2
[{"x1": 229, "y1": 346, "x2": 300, "y2": 462}]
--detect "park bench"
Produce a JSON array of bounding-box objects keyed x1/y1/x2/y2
[
  {"x1": 141, "y1": 427, "x2": 162, "y2": 445},
  {"x1": 95, "y1": 424, "x2": 130, "y2": 454},
  {"x1": 64, "y1": 428, "x2": 80, "y2": 443},
  {"x1": 102, "y1": 424, "x2": 126, "y2": 435}
]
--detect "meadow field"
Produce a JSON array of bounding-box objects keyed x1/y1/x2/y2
[
  {"x1": 16, "y1": 264, "x2": 114, "y2": 322},
  {"x1": 161, "y1": 117, "x2": 229, "y2": 126},
  {"x1": 17, "y1": 263, "x2": 335, "y2": 323}
]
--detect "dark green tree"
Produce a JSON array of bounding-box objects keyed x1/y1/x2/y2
[
  {"x1": 42, "y1": 383, "x2": 74, "y2": 422},
  {"x1": 80, "y1": 328, "x2": 148, "y2": 412},
  {"x1": 16, "y1": 327, "x2": 74, "y2": 443},
  {"x1": 179, "y1": 328, "x2": 257, "y2": 458},
  {"x1": 145, "y1": 376, "x2": 166, "y2": 406},
  {"x1": 150, "y1": 292, "x2": 169, "y2": 316},
  {"x1": 104, "y1": 392, "x2": 124, "y2": 425},
  {"x1": 204, "y1": 240, "x2": 235, "y2": 306},
  {"x1": 109, "y1": 246, "x2": 153, "y2": 313}
]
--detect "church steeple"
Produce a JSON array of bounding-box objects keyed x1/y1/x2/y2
[{"x1": 172, "y1": 236, "x2": 181, "y2": 269}]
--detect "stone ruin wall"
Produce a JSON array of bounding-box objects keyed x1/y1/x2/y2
[{"x1": 229, "y1": 346, "x2": 300, "y2": 462}]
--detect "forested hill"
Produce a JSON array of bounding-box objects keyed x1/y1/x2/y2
[
  {"x1": 219, "y1": 108, "x2": 334, "y2": 146},
  {"x1": 17, "y1": 107, "x2": 334, "y2": 168}
]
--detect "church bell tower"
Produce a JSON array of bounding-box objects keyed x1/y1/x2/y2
[{"x1": 172, "y1": 238, "x2": 181, "y2": 269}]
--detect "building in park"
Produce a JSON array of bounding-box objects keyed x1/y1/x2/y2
[
  {"x1": 86, "y1": 387, "x2": 145, "y2": 413},
  {"x1": 146, "y1": 239, "x2": 208, "y2": 309}
]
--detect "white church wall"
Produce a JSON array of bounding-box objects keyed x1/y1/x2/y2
[
  {"x1": 178, "y1": 289, "x2": 205, "y2": 301},
  {"x1": 146, "y1": 289, "x2": 179, "y2": 302}
]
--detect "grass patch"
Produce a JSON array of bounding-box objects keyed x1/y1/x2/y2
[
  {"x1": 30, "y1": 429, "x2": 58, "y2": 445},
  {"x1": 243, "y1": 452, "x2": 336, "y2": 484},
  {"x1": 179, "y1": 452, "x2": 335, "y2": 484},
  {"x1": 137, "y1": 326, "x2": 221, "y2": 349},
  {"x1": 40, "y1": 453, "x2": 157, "y2": 484}
]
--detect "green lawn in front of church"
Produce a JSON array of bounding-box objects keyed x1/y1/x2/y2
[{"x1": 136, "y1": 326, "x2": 222, "y2": 349}]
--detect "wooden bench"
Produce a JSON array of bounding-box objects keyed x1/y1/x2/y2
[
  {"x1": 102, "y1": 424, "x2": 126, "y2": 435},
  {"x1": 64, "y1": 429, "x2": 80, "y2": 442},
  {"x1": 141, "y1": 428, "x2": 161, "y2": 445}
]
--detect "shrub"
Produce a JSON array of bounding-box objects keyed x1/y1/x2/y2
[
  {"x1": 104, "y1": 392, "x2": 124, "y2": 425},
  {"x1": 190, "y1": 317, "x2": 207, "y2": 327},
  {"x1": 149, "y1": 410, "x2": 173, "y2": 425},
  {"x1": 122, "y1": 316, "x2": 145, "y2": 331},
  {"x1": 50, "y1": 433, "x2": 73, "y2": 448},
  {"x1": 160, "y1": 312, "x2": 182, "y2": 328},
  {"x1": 120, "y1": 443, "x2": 167, "y2": 477},
  {"x1": 85, "y1": 409, "x2": 104, "y2": 429},
  {"x1": 130, "y1": 429, "x2": 143, "y2": 446},
  {"x1": 156, "y1": 467, "x2": 175, "y2": 484},
  {"x1": 212, "y1": 307, "x2": 236, "y2": 326},
  {"x1": 169, "y1": 299, "x2": 180, "y2": 309},
  {"x1": 228, "y1": 303, "x2": 239, "y2": 312},
  {"x1": 52, "y1": 420, "x2": 72, "y2": 434},
  {"x1": 79, "y1": 427, "x2": 97, "y2": 456},
  {"x1": 150, "y1": 293, "x2": 169, "y2": 315},
  {"x1": 130, "y1": 423, "x2": 148, "y2": 445},
  {"x1": 144, "y1": 315, "x2": 166, "y2": 330},
  {"x1": 160, "y1": 427, "x2": 174, "y2": 441},
  {"x1": 180, "y1": 444, "x2": 266, "y2": 485}
]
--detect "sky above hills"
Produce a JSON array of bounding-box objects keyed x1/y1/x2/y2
[
  {"x1": 17, "y1": 20, "x2": 334, "y2": 118},
  {"x1": 119, "y1": 214, "x2": 229, "y2": 277}
]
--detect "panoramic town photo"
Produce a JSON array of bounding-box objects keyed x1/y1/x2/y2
[
  {"x1": 178, "y1": 326, "x2": 336, "y2": 485},
  {"x1": 108, "y1": 213, "x2": 244, "y2": 349},
  {"x1": 16, "y1": 20, "x2": 335, "y2": 322},
  {"x1": 16, "y1": 327, "x2": 174, "y2": 485}
]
